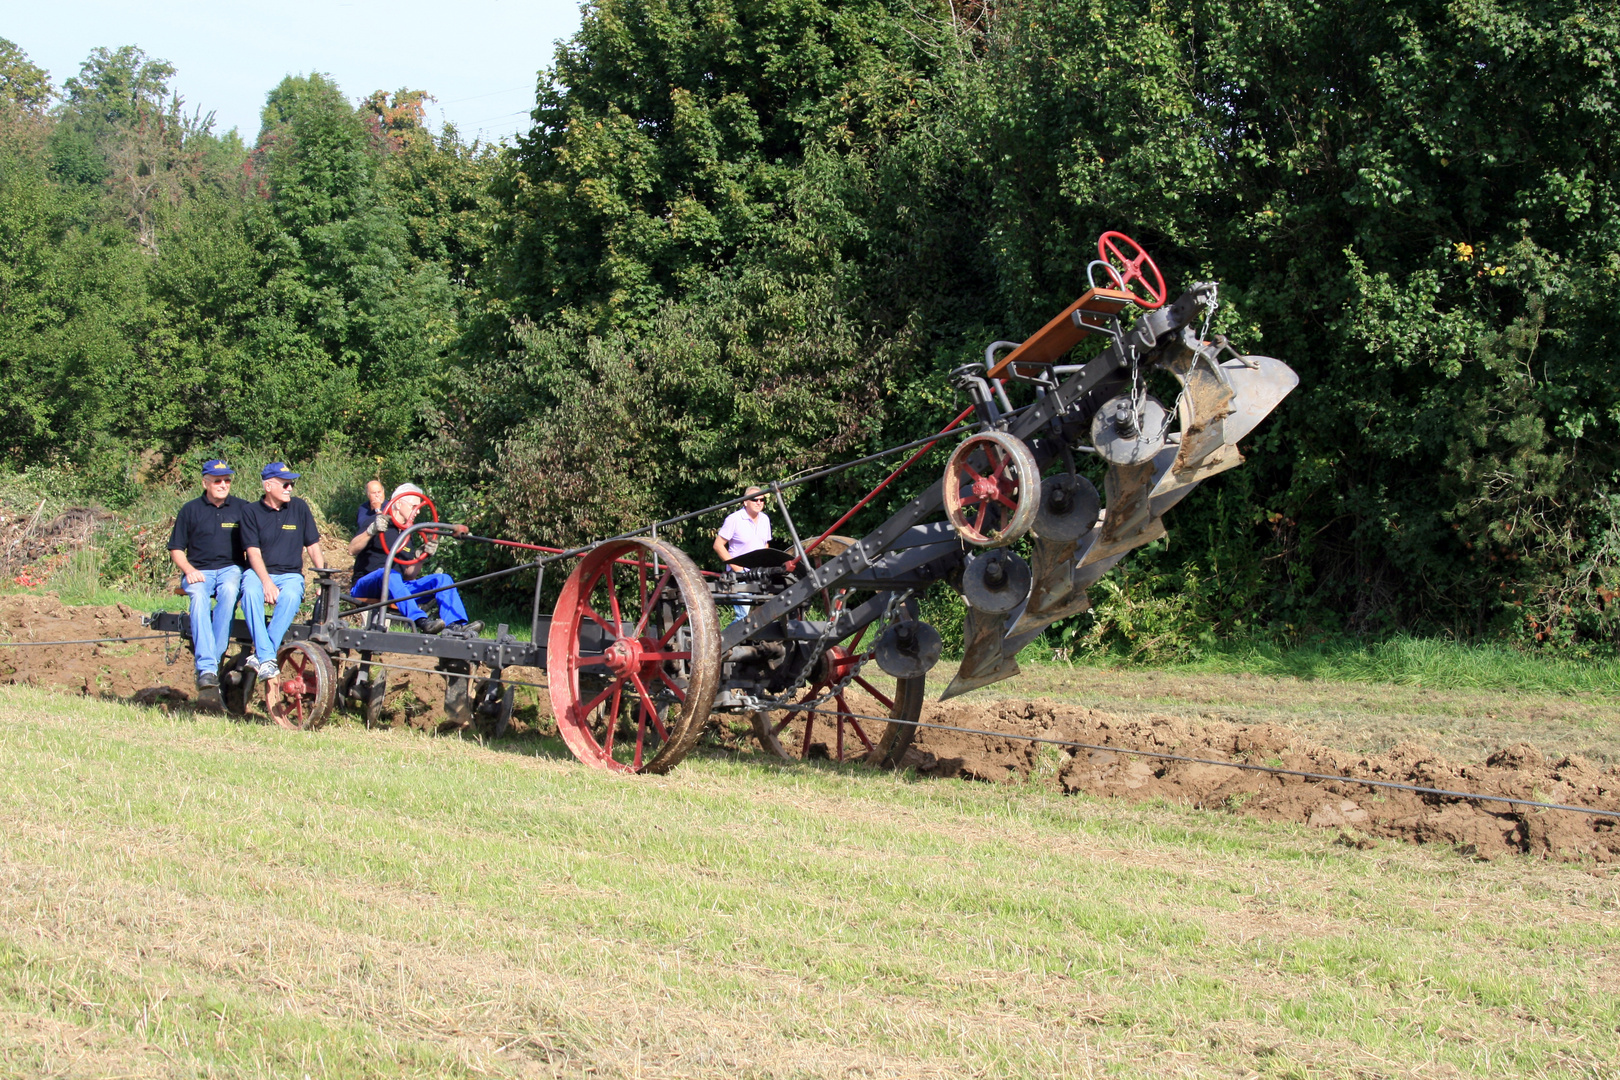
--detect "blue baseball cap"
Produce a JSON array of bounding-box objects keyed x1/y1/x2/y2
[
  {"x1": 261, "y1": 462, "x2": 301, "y2": 481},
  {"x1": 201, "y1": 459, "x2": 234, "y2": 477}
]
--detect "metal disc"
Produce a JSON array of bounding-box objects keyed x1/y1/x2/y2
[
  {"x1": 1033, "y1": 474, "x2": 1101, "y2": 542},
  {"x1": 874, "y1": 620, "x2": 944, "y2": 679},
  {"x1": 1090, "y1": 394, "x2": 1169, "y2": 466},
  {"x1": 961, "y1": 550, "x2": 1031, "y2": 614}
]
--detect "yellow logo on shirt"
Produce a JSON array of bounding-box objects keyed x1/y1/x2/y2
[
  {"x1": 221, "y1": 522, "x2": 236, "y2": 528},
  {"x1": 281, "y1": 524, "x2": 298, "y2": 530}
]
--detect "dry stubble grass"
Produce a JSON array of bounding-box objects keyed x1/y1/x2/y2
[{"x1": 0, "y1": 686, "x2": 1615, "y2": 1079}]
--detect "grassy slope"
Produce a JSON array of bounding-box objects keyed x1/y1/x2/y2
[{"x1": 0, "y1": 688, "x2": 1614, "y2": 1079}]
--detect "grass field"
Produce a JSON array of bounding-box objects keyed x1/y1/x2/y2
[{"x1": 0, "y1": 686, "x2": 1615, "y2": 1078}]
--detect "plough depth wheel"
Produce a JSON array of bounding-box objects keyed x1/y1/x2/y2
[
  {"x1": 751, "y1": 620, "x2": 925, "y2": 768},
  {"x1": 548, "y1": 538, "x2": 720, "y2": 773},
  {"x1": 943, "y1": 431, "x2": 1039, "y2": 547},
  {"x1": 271, "y1": 640, "x2": 336, "y2": 730}
]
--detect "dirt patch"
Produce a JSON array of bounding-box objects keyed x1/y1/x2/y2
[
  {"x1": 904, "y1": 698, "x2": 1620, "y2": 863},
  {"x1": 0, "y1": 505, "x2": 109, "y2": 585},
  {"x1": 3, "y1": 594, "x2": 1617, "y2": 862}
]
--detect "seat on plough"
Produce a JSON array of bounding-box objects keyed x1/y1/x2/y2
[{"x1": 986, "y1": 287, "x2": 1138, "y2": 382}]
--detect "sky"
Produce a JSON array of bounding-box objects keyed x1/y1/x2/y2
[{"x1": 4, "y1": 0, "x2": 585, "y2": 145}]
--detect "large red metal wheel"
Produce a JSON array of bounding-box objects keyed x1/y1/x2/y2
[
  {"x1": 270, "y1": 640, "x2": 336, "y2": 730},
  {"x1": 751, "y1": 619, "x2": 925, "y2": 767},
  {"x1": 548, "y1": 538, "x2": 719, "y2": 773},
  {"x1": 943, "y1": 431, "x2": 1040, "y2": 547}
]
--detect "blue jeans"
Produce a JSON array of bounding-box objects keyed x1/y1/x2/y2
[
  {"x1": 240, "y1": 572, "x2": 306, "y2": 663},
  {"x1": 183, "y1": 566, "x2": 242, "y2": 675},
  {"x1": 350, "y1": 569, "x2": 468, "y2": 625}
]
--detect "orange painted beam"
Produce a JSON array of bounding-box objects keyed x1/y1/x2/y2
[{"x1": 986, "y1": 287, "x2": 1136, "y2": 381}]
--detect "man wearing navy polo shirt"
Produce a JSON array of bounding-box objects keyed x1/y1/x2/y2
[
  {"x1": 167, "y1": 459, "x2": 248, "y2": 702},
  {"x1": 240, "y1": 462, "x2": 326, "y2": 689}
]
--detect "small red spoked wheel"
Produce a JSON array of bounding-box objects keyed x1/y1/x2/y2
[
  {"x1": 1097, "y1": 231, "x2": 1167, "y2": 310},
  {"x1": 380, "y1": 494, "x2": 438, "y2": 567},
  {"x1": 751, "y1": 614, "x2": 925, "y2": 767},
  {"x1": 548, "y1": 538, "x2": 720, "y2": 773},
  {"x1": 270, "y1": 640, "x2": 336, "y2": 730},
  {"x1": 943, "y1": 431, "x2": 1040, "y2": 547}
]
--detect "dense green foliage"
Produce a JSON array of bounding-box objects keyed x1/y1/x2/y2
[{"x1": 4, "y1": 0, "x2": 1620, "y2": 650}]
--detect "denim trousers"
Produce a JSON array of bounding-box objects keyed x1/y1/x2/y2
[
  {"x1": 240, "y1": 572, "x2": 306, "y2": 664},
  {"x1": 182, "y1": 565, "x2": 242, "y2": 674},
  {"x1": 349, "y1": 569, "x2": 468, "y2": 624}
]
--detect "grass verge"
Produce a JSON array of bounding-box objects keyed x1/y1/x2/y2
[{"x1": 0, "y1": 686, "x2": 1614, "y2": 1078}]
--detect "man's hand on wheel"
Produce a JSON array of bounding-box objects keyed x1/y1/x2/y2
[{"x1": 366, "y1": 515, "x2": 388, "y2": 536}]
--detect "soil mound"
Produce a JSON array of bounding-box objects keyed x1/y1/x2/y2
[{"x1": 905, "y1": 699, "x2": 1620, "y2": 863}]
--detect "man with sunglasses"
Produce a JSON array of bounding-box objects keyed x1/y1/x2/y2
[
  {"x1": 167, "y1": 459, "x2": 249, "y2": 705},
  {"x1": 713, "y1": 486, "x2": 772, "y2": 620},
  {"x1": 240, "y1": 462, "x2": 326, "y2": 697}
]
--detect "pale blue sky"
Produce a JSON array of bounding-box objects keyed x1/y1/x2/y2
[{"x1": 5, "y1": 1, "x2": 584, "y2": 144}]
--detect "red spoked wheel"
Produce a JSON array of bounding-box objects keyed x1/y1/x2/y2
[
  {"x1": 1097, "y1": 231, "x2": 1167, "y2": 310},
  {"x1": 548, "y1": 538, "x2": 719, "y2": 773},
  {"x1": 269, "y1": 640, "x2": 336, "y2": 730},
  {"x1": 751, "y1": 614, "x2": 925, "y2": 767},
  {"x1": 943, "y1": 431, "x2": 1040, "y2": 547},
  {"x1": 380, "y1": 494, "x2": 439, "y2": 567}
]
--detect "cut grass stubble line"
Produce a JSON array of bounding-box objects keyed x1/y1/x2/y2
[{"x1": 0, "y1": 687, "x2": 1616, "y2": 1079}]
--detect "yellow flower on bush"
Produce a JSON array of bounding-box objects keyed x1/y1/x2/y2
[{"x1": 1453, "y1": 242, "x2": 1474, "y2": 262}]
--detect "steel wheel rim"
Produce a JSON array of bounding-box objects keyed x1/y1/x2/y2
[{"x1": 548, "y1": 539, "x2": 719, "y2": 774}]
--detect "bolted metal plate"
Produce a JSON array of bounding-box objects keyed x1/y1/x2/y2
[
  {"x1": 961, "y1": 550, "x2": 1031, "y2": 613},
  {"x1": 1090, "y1": 394, "x2": 1169, "y2": 465},
  {"x1": 1033, "y1": 474, "x2": 1101, "y2": 542},
  {"x1": 875, "y1": 620, "x2": 944, "y2": 679}
]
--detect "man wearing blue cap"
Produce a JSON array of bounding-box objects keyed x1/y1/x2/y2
[
  {"x1": 240, "y1": 463, "x2": 326, "y2": 695},
  {"x1": 167, "y1": 459, "x2": 249, "y2": 704}
]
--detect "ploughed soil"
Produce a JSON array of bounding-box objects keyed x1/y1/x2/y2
[{"x1": 3, "y1": 592, "x2": 1616, "y2": 863}]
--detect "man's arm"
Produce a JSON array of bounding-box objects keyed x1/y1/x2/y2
[
  {"x1": 348, "y1": 514, "x2": 386, "y2": 556},
  {"x1": 169, "y1": 549, "x2": 203, "y2": 585},
  {"x1": 246, "y1": 547, "x2": 279, "y2": 605},
  {"x1": 305, "y1": 543, "x2": 326, "y2": 571},
  {"x1": 712, "y1": 533, "x2": 733, "y2": 567}
]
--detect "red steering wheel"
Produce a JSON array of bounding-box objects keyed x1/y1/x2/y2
[
  {"x1": 379, "y1": 493, "x2": 439, "y2": 567},
  {"x1": 1098, "y1": 231, "x2": 1167, "y2": 310}
]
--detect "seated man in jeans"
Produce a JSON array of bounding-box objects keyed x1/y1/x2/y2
[
  {"x1": 166, "y1": 459, "x2": 248, "y2": 704},
  {"x1": 240, "y1": 462, "x2": 326, "y2": 698},
  {"x1": 347, "y1": 483, "x2": 477, "y2": 634}
]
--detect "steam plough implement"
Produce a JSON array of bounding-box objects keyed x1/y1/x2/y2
[{"x1": 152, "y1": 233, "x2": 1297, "y2": 774}]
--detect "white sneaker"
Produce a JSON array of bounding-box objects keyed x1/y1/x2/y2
[{"x1": 257, "y1": 660, "x2": 281, "y2": 681}]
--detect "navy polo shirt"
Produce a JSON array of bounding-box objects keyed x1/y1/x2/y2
[
  {"x1": 351, "y1": 523, "x2": 423, "y2": 579},
  {"x1": 166, "y1": 494, "x2": 250, "y2": 570},
  {"x1": 241, "y1": 497, "x2": 321, "y2": 574}
]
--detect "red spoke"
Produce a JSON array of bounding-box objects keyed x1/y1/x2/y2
[
  {"x1": 581, "y1": 604, "x2": 616, "y2": 638},
  {"x1": 800, "y1": 709, "x2": 815, "y2": 757},
  {"x1": 994, "y1": 490, "x2": 1020, "y2": 510},
  {"x1": 604, "y1": 570, "x2": 623, "y2": 631},
  {"x1": 960, "y1": 492, "x2": 987, "y2": 508},
  {"x1": 988, "y1": 447, "x2": 1008, "y2": 479},
  {"x1": 839, "y1": 695, "x2": 873, "y2": 753},
  {"x1": 630, "y1": 672, "x2": 669, "y2": 741},
  {"x1": 576, "y1": 673, "x2": 628, "y2": 723},
  {"x1": 294, "y1": 696, "x2": 305, "y2": 726},
  {"x1": 850, "y1": 625, "x2": 869, "y2": 651},
  {"x1": 961, "y1": 462, "x2": 984, "y2": 482},
  {"x1": 603, "y1": 679, "x2": 621, "y2": 755},
  {"x1": 633, "y1": 568, "x2": 675, "y2": 638},
  {"x1": 636, "y1": 556, "x2": 648, "y2": 618},
  {"x1": 655, "y1": 668, "x2": 687, "y2": 701},
  {"x1": 853, "y1": 676, "x2": 894, "y2": 711},
  {"x1": 835, "y1": 695, "x2": 846, "y2": 760},
  {"x1": 640, "y1": 650, "x2": 690, "y2": 662},
  {"x1": 973, "y1": 500, "x2": 990, "y2": 532},
  {"x1": 656, "y1": 611, "x2": 689, "y2": 648}
]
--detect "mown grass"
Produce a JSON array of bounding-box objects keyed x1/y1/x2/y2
[
  {"x1": 1052, "y1": 633, "x2": 1620, "y2": 698},
  {"x1": 0, "y1": 686, "x2": 1614, "y2": 1078}
]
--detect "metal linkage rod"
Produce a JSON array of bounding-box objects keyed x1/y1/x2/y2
[
  {"x1": 0, "y1": 633, "x2": 174, "y2": 647},
  {"x1": 787, "y1": 705, "x2": 1620, "y2": 821}
]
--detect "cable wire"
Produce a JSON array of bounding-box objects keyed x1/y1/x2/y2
[{"x1": 0, "y1": 633, "x2": 174, "y2": 647}]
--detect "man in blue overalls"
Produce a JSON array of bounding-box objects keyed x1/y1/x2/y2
[{"x1": 347, "y1": 483, "x2": 479, "y2": 635}]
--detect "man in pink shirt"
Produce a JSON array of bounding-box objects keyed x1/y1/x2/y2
[{"x1": 713, "y1": 487, "x2": 772, "y2": 619}]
